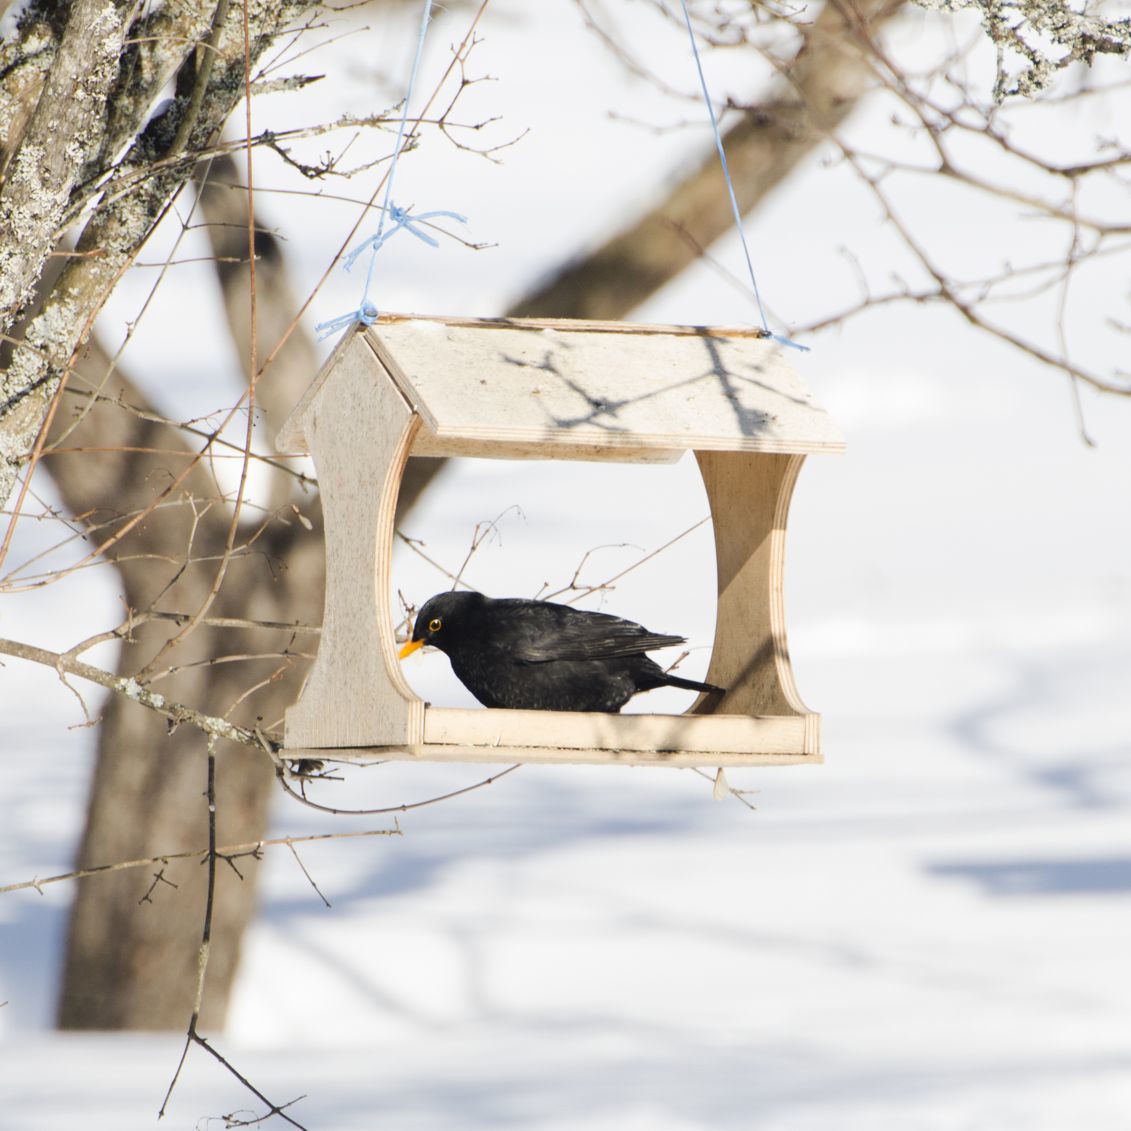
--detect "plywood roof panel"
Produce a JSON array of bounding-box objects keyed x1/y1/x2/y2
[{"x1": 366, "y1": 315, "x2": 844, "y2": 457}]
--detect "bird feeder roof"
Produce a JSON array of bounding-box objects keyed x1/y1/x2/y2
[{"x1": 277, "y1": 314, "x2": 844, "y2": 461}]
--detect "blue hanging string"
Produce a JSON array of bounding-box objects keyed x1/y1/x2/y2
[
  {"x1": 341, "y1": 206, "x2": 468, "y2": 270},
  {"x1": 317, "y1": 0, "x2": 466, "y2": 339},
  {"x1": 316, "y1": 205, "x2": 468, "y2": 338},
  {"x1": 677, "y1": 0, "x2": 808, "y2": 353}
]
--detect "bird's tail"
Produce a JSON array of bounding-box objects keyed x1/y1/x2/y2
[{"x1": 664, "y1": 674, "x2": 726, "y2": 696}]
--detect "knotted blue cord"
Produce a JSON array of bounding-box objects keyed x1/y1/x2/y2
[
  {"x1": 317, "y1": 0, "x2": 465, "y2": 339},
  {"x1": 342, "y1": 205, "x2": 469, "y2": 270},
  {"x1": 678, "y1": 0, "x2": 808, "y2": 352},
  {"x1": 316, "y1": 205, "x2": 468, "y2": 337}
]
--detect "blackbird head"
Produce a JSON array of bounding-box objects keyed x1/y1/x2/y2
[{"x1": 399, "y1": 590, "x2": 485, "y2": 659}]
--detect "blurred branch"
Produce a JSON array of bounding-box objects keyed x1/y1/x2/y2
[{"x1": 513, "y1": 0, "x2": 904, "y2": 320}]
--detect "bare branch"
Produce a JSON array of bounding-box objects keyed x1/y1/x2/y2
[
  {"x1": 913, "y1": 0, "x2": 1131, "y2": 99},
  {"x1": 513, "y1": 0, "x2": 905, "y2": 320},
  {"x1": 278, "y1": 763, "x2": 523, "y2": 818},
  {"x1": 0, "y1": 634, "x2": 271, "y2": 750}
]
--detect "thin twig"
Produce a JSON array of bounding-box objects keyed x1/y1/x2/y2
[
  {"x1": 251, "y1": 0, "x2": 494, "y2": 382},
  {"x1": 287, "y1": 842, "x2": 331, "y2": 908},
  {"x1": 278, "y1": 763, "x2": 522, "y2": 817},
  {"x1": 159, "y1": 738, "x2": 220, "y2": 1118},
  {"x1": 156, "y1": 554, "x2": 310, "y2": 1131},
  {"x1": 138, "y1": 10, "x2": 261, "y2": 682},
  {"x1": 1, "y1": 825, "x2": 402, "y2": 897},
  {"x1": 562, "y1": 517, "x2": 711, "y2": 605}
]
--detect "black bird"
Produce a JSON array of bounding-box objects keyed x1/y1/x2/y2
[{"x1": 399, "y1": 590, "x2": 724, "y2": 712}]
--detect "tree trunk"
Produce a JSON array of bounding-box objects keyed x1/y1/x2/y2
[
  {"x1": 50, "y1": 340, "x2": 327, "y2": 1028},
  {"x1": 54, "y1": 153, "x2": 325, "y2": 1028}
]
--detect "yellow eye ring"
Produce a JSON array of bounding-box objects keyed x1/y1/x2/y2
[{"x1": 428, "y1": 617, "x2": 443, "y2": 633}]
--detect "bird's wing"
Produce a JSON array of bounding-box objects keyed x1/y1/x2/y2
[{"x1": 505, "y1": 604, "x2": 686, "y2": 663}]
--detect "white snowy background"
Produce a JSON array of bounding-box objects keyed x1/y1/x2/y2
[{"x1": 2, "y1": 2, "x2": 1130, "y2": 1129}]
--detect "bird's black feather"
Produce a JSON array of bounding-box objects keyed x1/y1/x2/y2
[
  {"x1": 474, "y1": 599, "x2": 686, "y2": 663},
  {"x1": 404, "y1": 591, "x2": 724, "y2": 712}
]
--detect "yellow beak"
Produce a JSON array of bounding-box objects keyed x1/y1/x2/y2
[{"x1": 398, "y1": 638, "x2": 424, "y2": 660}]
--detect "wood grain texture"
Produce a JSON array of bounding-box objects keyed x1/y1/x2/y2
[
  {"x1": 422, "y1": 706, "x2": 816, "y2": 757},
  {"x1": 692, "y1": 451, "x2": 809, "y2": 718},
  {"x1": 285, "y1": 702, "x2": 821, "y2": 767},
  {"x1": 282, "y1": 333, "x2": 424, "y2": 748},
  {"x1": 365, "y1": 315, "x2": 844, "y2": 459}
]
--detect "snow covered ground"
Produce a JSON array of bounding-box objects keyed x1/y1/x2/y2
[{"x1": 2, "y1": 2, "x2": 1130, "y2": 1128}]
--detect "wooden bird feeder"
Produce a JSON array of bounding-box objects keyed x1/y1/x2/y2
[{"x1": 276, "y1": 313, "x2": 844, "y2": 768}]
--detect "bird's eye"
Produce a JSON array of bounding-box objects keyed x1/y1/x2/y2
[{"x1": 428, "y1": 617, "x2": 442, "y2": 633}]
